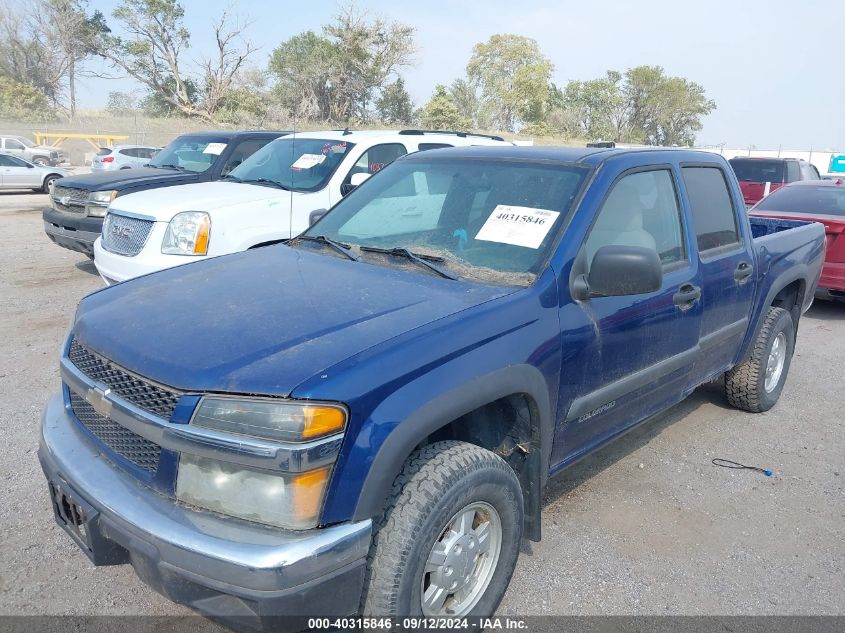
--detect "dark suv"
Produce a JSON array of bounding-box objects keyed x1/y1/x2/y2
[
  {"x1": 728, "y1": 157, "x2": 821, "y2": 207},
  {"x1": 43, "y1": 130, "x2": 288, "y2": 257}
]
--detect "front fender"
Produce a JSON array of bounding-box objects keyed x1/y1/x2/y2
[{"x1": 350, "y1": 364, "x2": 554, "y2": 524}]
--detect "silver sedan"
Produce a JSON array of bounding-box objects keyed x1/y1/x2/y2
[{"x1": 0, "y1": 152, "x2": 68, "y2": 192}]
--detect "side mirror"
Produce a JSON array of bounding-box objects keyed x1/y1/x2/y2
[
  {"x1": 309, "y1": 208, "x2": 328, "y2": 226},
  {"x1": 341, "y1": 172, "x2": 371, "y2": 196},
  {"x1": 573, "y1": 245, "x2": 662, "y2": 299}
]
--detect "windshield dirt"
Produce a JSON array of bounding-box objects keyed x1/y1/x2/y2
[{"x1": 301, "y1": 157, "x2": 590, "y2": 286}]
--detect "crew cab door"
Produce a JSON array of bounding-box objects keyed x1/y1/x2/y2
[
  {"x1": 554, "y1": 165, "x2": 703, "y2": 465},
  {"x1": 679, "y1": 164, "x2": 755, "y2": 376}
]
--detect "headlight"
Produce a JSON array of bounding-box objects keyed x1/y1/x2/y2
[
  {"x1": 86, "y1": 190, "x2": 117, "y2": 217},
  {"x1": 162, "y1": 211, "x2": 210, "y2": 255},
  {"x1": 176, "y1": 454, "x2": 331, "y2": 530},
  {"x1": 191, "y1": 397, "x2": 346, "y2": 442}
]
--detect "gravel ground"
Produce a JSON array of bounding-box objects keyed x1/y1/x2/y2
[{"x1": 0, "y1": 191, "x2": 842, "y2": 618}]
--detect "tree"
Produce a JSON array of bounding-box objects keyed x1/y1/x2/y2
[
  {"x1": 466, "y1": 34, "x2": 553, "y2": 132},
  {"x1": 269, "y1": 30, "x2": 338, "y2": 121},
  {"x1": 623, "y1": 66, "x2": 714, "y2": 146},
  {"x1": 268, "y1": 5, "x2": 415, "y2": 123},
  {"x1": 553, "y1": 66, "x2": 715, "y2": 146},
  {"x1": 377, "y1": 77, "x2": 413, "y2": 124},
  {"x1": 0, "y1": 3, "x2": 65, "y2": 107},
  {"x1": 448, "y1": 78, "x2": 479, "y2": 128},
  {"x1": 106, "y1": 90, "x2": 140, "y2": 116},
  {"x1": 0, "y1": 75, "x2": 55, "y2": 121},
  {"x1": 418, "y1": 85, "x2": 470, "y2": 130},
  {"x1": 39, "y1": 0, "x2": 106, "y2": 117},
  {"x1": 92, "y1": 0, "x2": 256, "y2": 120},
  {"x1": 0, "y1": 1, "x2": 105, "y2": 117}
]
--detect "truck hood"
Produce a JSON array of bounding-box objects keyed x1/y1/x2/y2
[
  {"x1": 109, "y1": 181, "x2": 291, "y2": 220},
  {"x1": 58, "y1": 167, "x2": 200, "y2": 192},
  {"x1": 72, "y1": 245, "x2": 513, "y2": 396}
]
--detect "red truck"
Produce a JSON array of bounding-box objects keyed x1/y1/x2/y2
[
  {"x1": 751, "y1": 179, "x2": 845, "y2": 300},
  {"x1": 729, "y1": 157, "x2": 822, "y2": 207}
]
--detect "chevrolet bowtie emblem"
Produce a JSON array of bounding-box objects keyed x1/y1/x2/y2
[{"x1": 85, "y1": 386, "x2": 112, "y2": 417}]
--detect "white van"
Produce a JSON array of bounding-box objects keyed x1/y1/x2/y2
[{"x1": 93, "y1": 130, "x2": 513, "y2": 284}]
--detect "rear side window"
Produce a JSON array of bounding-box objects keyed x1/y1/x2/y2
[
  {"x1": 682, "y1": 167, "x2": 741, "y2": 253},
  {"x1": 729, "y1": 159, "x2": 786, "y2": 183},
  {"x1": 799, "y1": 162, "x2": 821, "y2": 180},
  {"x1": 786, "y1": 161, "x2": 800, "y2": 182},
  {"x1": 119, "y1": 148, "x2": 137, "y2": 157}
]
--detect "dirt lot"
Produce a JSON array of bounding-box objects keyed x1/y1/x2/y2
[{"x1": 0, "y1": 190, "x2": 842, "y2": 618}]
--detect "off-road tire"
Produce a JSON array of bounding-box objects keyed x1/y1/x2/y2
[
  {"x1": 361, "y1": 440, "x2": 523, "y2": 617},
  {"x1": 33, "y1": 157, "x2": 49, "y2": 166},
  {"x1": 725, "y1": 306, "x2": 794, "y2": 412}
]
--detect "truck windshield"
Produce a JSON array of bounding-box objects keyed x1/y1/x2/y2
[
  {"x1": 302, "y1": 157, "x2": 590, "y2": 285},
  {"x1": 148, "y1": 135, "x2": 230, "y2": 173},
  {"x1": 229, "y1": 137, "x2": 355, "y2": 192},
  {"x1": 755, "y1": 185, "x2": 845, "y2": 216},
  {"x1": 729, "y1": 159, "x2": 786, "y2": 183}
]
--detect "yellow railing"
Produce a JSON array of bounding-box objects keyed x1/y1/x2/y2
[{"x1": 33, "y1": 132, "x2": 130, "y2": 150}]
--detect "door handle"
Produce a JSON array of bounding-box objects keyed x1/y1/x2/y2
[
  {"x1": 673, "y1": 283, "x2": 701, "y2": 309},
  {"x1": 734, "y1": 261, "x2": 753, "y2": 283}
]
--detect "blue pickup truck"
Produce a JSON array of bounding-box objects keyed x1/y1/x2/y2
[{"x1": 39, "y1": 147, "x2": 824, "y2": 628}]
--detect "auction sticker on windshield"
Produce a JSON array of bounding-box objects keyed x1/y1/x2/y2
[
  {"x1": 203, "y1": 143, "x2": 227, "y2": 155},
  {"x1": 291, "y1": 154, "x2": 327, "y2": 170},
  {"x1": 475, "y1": 205, "x2": 560, "y2": 249}
]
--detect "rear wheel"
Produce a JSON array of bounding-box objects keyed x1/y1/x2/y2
[
  {"x1": 362, "y1": 441, "x2": 523, "y2": 617},
  {"x1": 725, "y1": 306, "x2": 795, "y2": 412}
]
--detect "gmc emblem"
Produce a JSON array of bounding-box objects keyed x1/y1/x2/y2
[{"x1": 111, "y1": 224, "x2": 132, "y2": 238}]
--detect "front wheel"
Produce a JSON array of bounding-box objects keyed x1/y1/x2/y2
[
  {"x1": 42, "y1": 174, "x2": 60, "y2": 193},
  {"x1": 362, "y1": 441, "x2": 523, "y2": 617},
  {"x1": 33, "y1": 157, "x2": 49, "y2": 166},
  {"x1": 725, "y1": 306, "x2": 795, "y2": 412}
]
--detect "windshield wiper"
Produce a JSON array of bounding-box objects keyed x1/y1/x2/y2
[
  {"x1": 360, "y1": 246, "x2": 457, "y2": 280},
  {"x1": 221, "y1": 174, "x2": 242, "y2": 182},
  {"x1": 240, "y1": 177, "x2": 290, "y2": 191},
  {"x1": 293, "y1": 235, "x2": 360, "y2": 261},
  {"x1": 156, "y1": 163, "x2": 186, "y2": 172}
]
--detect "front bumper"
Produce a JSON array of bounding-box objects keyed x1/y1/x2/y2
[
  {"x1": 42, "y1": 207, "x2": 103, "y2": 256},
  {"x1": 38, "y1": 394, "x2": 371, "y2": 628},
  {"x1": 93, "y1": 223, "x2": 202, "y2": 285}
]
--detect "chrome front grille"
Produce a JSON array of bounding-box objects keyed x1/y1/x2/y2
[
  {"x1": 51, "y1": 185, "x2": 87, "y2": 213},
  {"x1": 101, "y1": 212, "x2": 155, "y2": 257},
  {"x1": 68, "y1": 338, "x2": 181, "y2": 419},
  {"x1": 69, "y1": 391, "x2": 161, "y2": 473}
]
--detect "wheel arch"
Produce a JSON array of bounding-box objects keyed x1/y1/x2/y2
[
  {"x1": 352, "y1": 364, "x2": 553, "y2": 541},
  {"x1": 741, "y1": 268, "x2": 808, "y2": 364}
]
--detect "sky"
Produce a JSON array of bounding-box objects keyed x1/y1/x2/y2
[{"x1": 80, "y1": 0, "x2": 845, "y2": 150}]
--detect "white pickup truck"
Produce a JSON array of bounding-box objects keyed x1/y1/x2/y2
[{"x1": 93, "y1": 130, "x2": 514, "y2": 284}]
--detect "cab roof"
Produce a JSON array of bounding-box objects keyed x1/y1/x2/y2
[{"x1": 400, "y1": 144, "x2": 723, "y2": 167}]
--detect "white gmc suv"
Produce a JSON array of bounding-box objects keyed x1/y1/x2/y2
[{"x1": 93, "y1": 130, "x2": 514, "y2": 284}]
